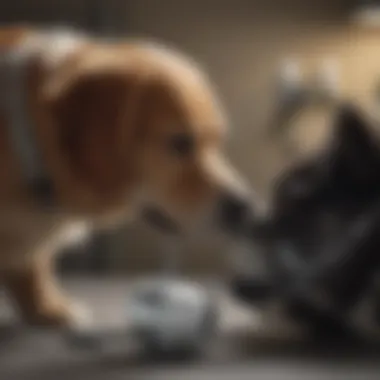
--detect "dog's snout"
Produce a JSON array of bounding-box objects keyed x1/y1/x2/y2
[{"x1": 218, "y1": 193, "x2": 254, "y2": 234}]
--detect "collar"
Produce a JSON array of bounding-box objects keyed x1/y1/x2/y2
[{"x1": 0, "y1": 44, "x2": 55, "y2": 207}]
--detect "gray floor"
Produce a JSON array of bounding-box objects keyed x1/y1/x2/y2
[{"x1": 1, "y1": 277, "x2": 380, "y2": 380}]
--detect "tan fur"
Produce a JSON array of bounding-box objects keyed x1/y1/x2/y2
[{"x1": 0, "y1": 26, "x2": 246, "y2": 326}]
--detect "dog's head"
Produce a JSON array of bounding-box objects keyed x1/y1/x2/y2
[{"x1": 42, "y1": 42, "x2": 254, "y2": 235}]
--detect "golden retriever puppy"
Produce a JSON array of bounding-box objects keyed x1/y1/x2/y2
[{"x1": 0, "y1": 26, "x2": 254, "y2": 327}]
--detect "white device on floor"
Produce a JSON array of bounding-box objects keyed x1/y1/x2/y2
[
  {"x1": 128, "y1": 276, "x2": 217, "y2": 354},
  {"x1": 128, "y1": 236, "x2": 218, "y2": 354}
]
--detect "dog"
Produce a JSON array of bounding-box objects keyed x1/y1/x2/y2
[
  {"x1": 234, "y1": 104, "x2": 380, "y2": 341},
  {"x1": 0, "y1": 26, "x2": 255, "y2": 328}
]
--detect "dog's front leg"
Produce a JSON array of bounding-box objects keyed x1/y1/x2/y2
[{"x1": 4, "y1": 254, "x2": 89, "y2": 328}]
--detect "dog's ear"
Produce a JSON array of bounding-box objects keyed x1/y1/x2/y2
[{"x1": 45, "y1": 67, "x2": 146, "y2": 198}]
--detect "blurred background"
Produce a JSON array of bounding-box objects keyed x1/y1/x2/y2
[{"x1": 0, "y1": 0, "x2": 379, "y2": 275}]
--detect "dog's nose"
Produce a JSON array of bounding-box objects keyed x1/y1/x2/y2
[{"x1": 218, "y1": 193, "x2": 254, "y2": 234}]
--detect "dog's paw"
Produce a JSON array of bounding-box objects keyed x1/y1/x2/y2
[
  {"x1": 65, "y1": 301, "x2": 94, "y2": 332},
  {"x1": 27, "y1": 299, "x2": 94, "y2": 330}
]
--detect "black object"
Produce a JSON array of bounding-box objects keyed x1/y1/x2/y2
[
  {"x1": 142, "y1": 207, "x2": 180, "y2": 235},
  {"x1": 233, "y1": 104, "x2": 380, "y2": 341},
  {"x1": 231, "y1": 277, "x2": 275, "y2": 304},
  {"x1": 29, "y1": 176, "x2": 56, "y2": 208}
]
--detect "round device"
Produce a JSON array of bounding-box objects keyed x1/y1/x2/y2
[{"x1": 128, "y1": 277, "x2": 218, "y2": 355}]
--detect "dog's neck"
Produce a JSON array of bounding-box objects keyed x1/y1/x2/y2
[{"x1": 0, "y1": 28, "x2": 87, "y2": 208}]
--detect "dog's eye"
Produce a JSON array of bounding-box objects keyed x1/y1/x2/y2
[{"x1": 168, "y1": 134, "x2": 194, "y2": 157}]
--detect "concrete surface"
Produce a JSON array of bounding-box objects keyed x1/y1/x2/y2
[{"x1": 1, "y1": 277, "x2": 380, "y2": 380}]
